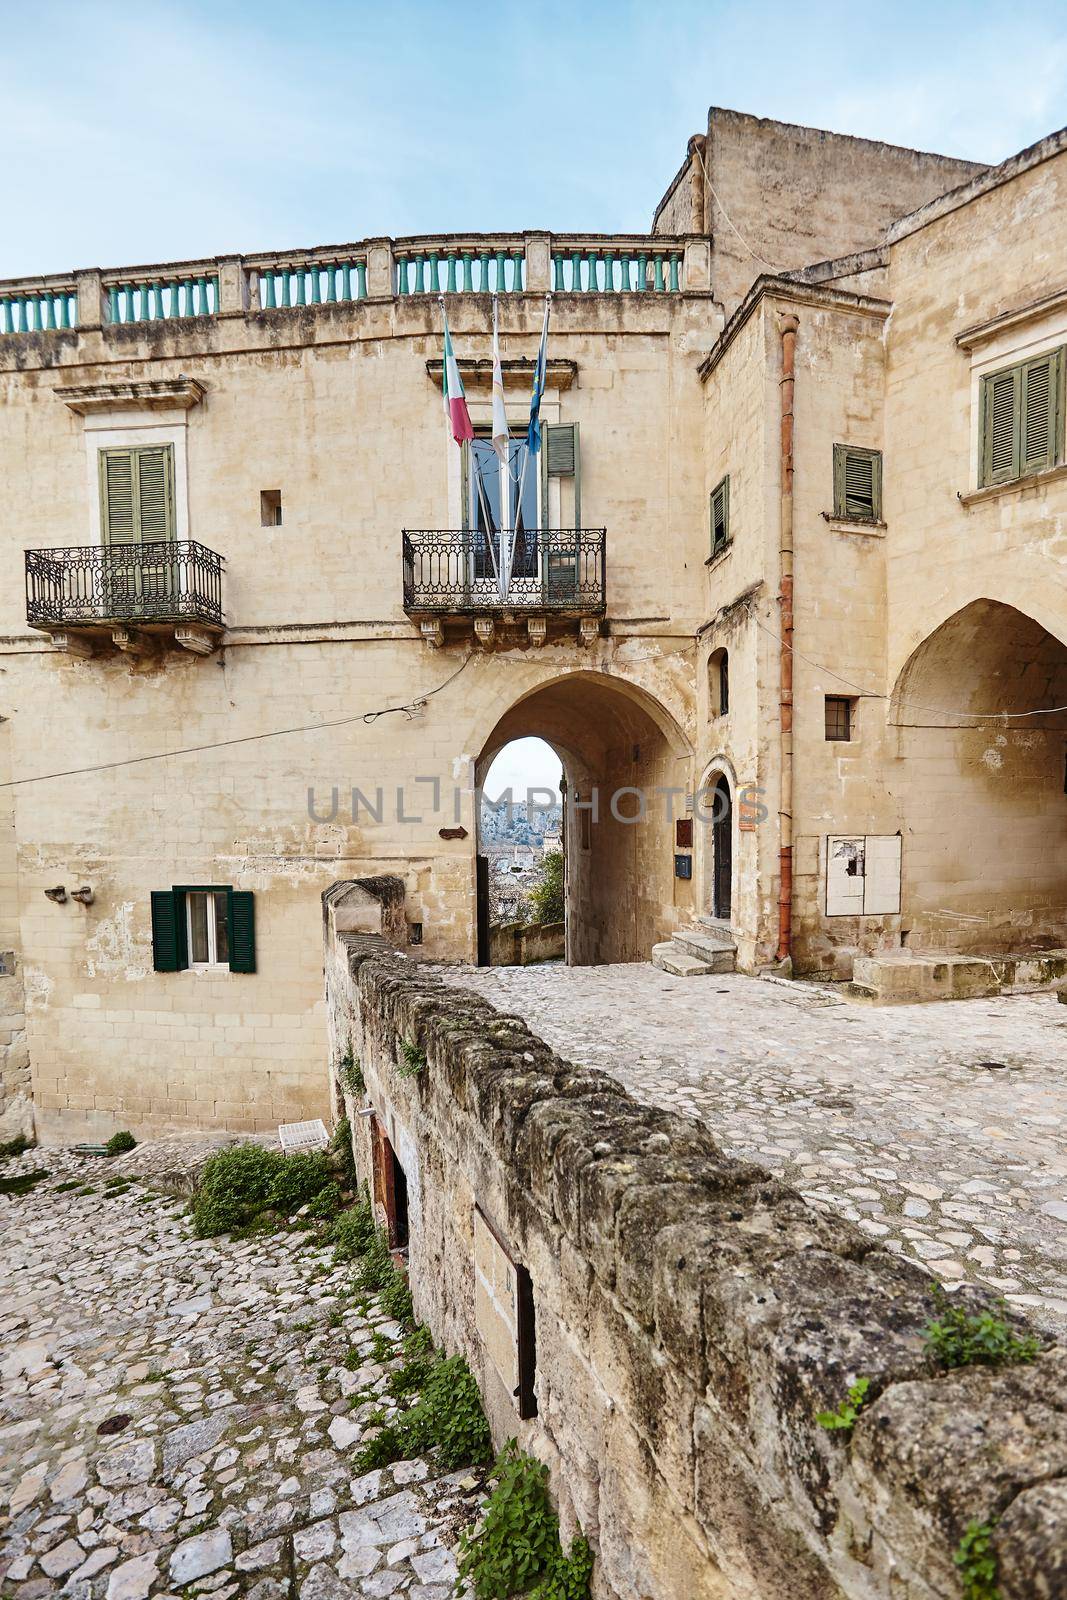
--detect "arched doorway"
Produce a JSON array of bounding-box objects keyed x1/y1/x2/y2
[
  {"x1": 474, "y1": 672, "x2": 692, "y2": 965},
  {"x1": 711, "y1": 775, "x2": 732, "y2": 920},
  {"x1": 890, "y1": 598, "x2": 1067, "y2": 953}
]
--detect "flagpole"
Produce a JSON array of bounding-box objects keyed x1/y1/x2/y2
[
  {"x1": 508, "y1": 295, "x2": 550, "y2": 601},
  {"x1": 491, "y1": 295, "x2": 509, "y2": 601}
]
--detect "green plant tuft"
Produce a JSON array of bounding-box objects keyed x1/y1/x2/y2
[
  {"x1": 457, "y1": 1441, "x2": 593, "y2": 1600},
  {"x1": 190, "y1": 1143, "x2": 340, "y2": 1237},
  {"x1": 397, "y1": 1039, "x2": 426, "y2": 1079},
  {"x1": 0, "y1": 1134, "x2": 31, "y2": 1160},
  {"x1": 0, "y1": 1168, "x2": 49, "y2": 1197},
  {"x1": 331, "y1": 1190, "x2": 377, "y2": 1261},
  {"x1": 338, "y1": 1041, "x2": 365, "y2": 1095},
  {"x1": 352, "y1": 1350, "x2": 491, "y2": 1475},
  {"x1": 954, "y1": 1519, "x2": 1000, "y2": 1600},
  {"x1": 105, "y1": 1130, "x2": 137, "y2": 1156},
  {"x1": 925, "y1": 1286, "x2": 1039, "y2": 1370},
  {"x1": 330, "y1": 1115, "x2": 358, "y2": 1186},
  {"x1": 816, "y1": 1375, "x2": 871, "y2": 1433}
]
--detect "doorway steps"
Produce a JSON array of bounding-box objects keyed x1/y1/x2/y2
[{"x1": 651, "y1": 926, "x2": 737, "y2": 977}]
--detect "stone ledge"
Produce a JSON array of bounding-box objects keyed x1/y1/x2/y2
[{"x1": 331, "y1": 938, "x2": 1063, "y2": 1599}]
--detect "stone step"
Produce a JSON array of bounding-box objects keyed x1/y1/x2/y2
[
  {"x1": 671, "y1": 929, "x2": 737, "y2": 973},
  {"x1": 651, "y1": 942, "x2": 713, "y2": 977}
]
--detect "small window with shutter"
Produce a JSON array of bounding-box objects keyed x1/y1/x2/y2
[
  {"x1": 99, "y1": 446, "x2": 176, "y2": 545},
  {"x1": 710, "y1": 474, "x2": 730, "y2": 554},
  {"x1": 151, "y1": 887, "x2": 256, "y2": 974},
  {"x1": 832, "y1": 445, "x2": 882, "y2": 522},
  {"x1": 540, "y1": 422, "x2": 581, "y2": 529},
  {"x1": 979, "y1": 349, "x2": 1064, "y2": 487}
]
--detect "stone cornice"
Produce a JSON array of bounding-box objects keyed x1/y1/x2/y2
[
  {"x1": 424, "y1": 357, "x2": 577, "y2": 391},
  {"x1": 955, "y1": 283, "x2": 1067, "y2": 350},
  {"x1": 55, "y1": 377, "x2": 207, "y2": 414}
]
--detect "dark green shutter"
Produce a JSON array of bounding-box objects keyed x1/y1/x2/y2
[
  {"x1": 151, "y1": 890, "x2": 188, "y2": 971},
  {"x1": 541, "y1": 423, "x2": 581, "y2": 528},
  {"x1": 228, "y1": 890, "x2": 256, "y2": 973},
  {"x1": 833, "y1": 445, "x2": 882, "y2": 519},
  {"x1": 710, "y1": 475, "x2": 729, "y2": 552}
]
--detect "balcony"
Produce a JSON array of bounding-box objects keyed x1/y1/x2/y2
[
  {"x1": 25, "y1": 541, "x2": 224, "y2": 658},
  {"x1": 402, "y1": 528, "x2": 605, "y2": 647}
]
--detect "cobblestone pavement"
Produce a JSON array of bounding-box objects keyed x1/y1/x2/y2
[
  {"x1": 0, "y1": 1149, "x2": 476, "y2": 1600},
  {"x1": 438, "y1": 963, "x2": 1067, "y2": 1333}
]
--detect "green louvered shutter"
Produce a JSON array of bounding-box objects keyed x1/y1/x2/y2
[
  {"x1": 981, "y1": 367, "x2": 1020, "y2": 485},
  {"x1": 151, "y1": 890, "x2": 188, "y2": 971},
  {"x1": 101, "y1": 450, "x2": 137, "y2": 545},
  {"x1": 1021, "y1": 351, "x2": 1062, "y2": 475},
  {"x1": 100, "y1": 446, "x2": 175, "y2": 545},
  {"x1": 136, "y1": 447, "x2": 175, "y2": 542},
  {"x1": 541, "y1": 423, "x2": 581, "y2": 528},
  {"x1": 227, "y1": 890, "x2": 256, "y2": 973},
  {"x1": 710, "y1": 475, "x2": 729, "y2": 552},
  {"x1": 833, "y1": 445, "x2": 882, "y2": 520}
]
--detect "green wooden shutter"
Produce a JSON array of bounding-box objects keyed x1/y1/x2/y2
[
  {"x1": 833, "y1": 445, "x2": 882, "y2": 519},
  {"x1": 100, "y1": 450, "x2": 137, "y2": 546},
  {"x1": 151, "y1": 890, "x2": 188, "y2": 971},
  {"x1": 1021, "y1": 351, "x2": 1062, "y2": 475},
  {"x1": 710, "y1": 475, "x2": 729, "y2": 552},
  {"x1": 981, "y1": 367, "x2": 1020, "y2": 485},
  {"x1": 541, "y1": 423, "x2": 581, "y2": 528},
  {"x1": 100, "y1": 446, "x2": 175, "y2": 544},
  {"x1": 227, "y1": 890, "x2": 256, "y2": 973},
  {"x1": 135, "y1": 446, "x2": 175, "y2": 541}
]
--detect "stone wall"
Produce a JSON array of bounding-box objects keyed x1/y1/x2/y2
[
  {"x1": 488, "y1": 919, "x2": 565, "y2": 966},
  {"x1": 325, "y1": 903, "x2": 1064, "y2": 1600}
]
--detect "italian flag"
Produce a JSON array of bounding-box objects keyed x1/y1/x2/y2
[{"x1": 442, "y1": 313, "x2": 474, "y2": 444}]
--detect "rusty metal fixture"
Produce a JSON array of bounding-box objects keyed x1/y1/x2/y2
[
  {"x1": 44, "y1": 885, "x2": 67, "y2": 903},
  {"x1": 777, "y1": 313, "x2": 799, "y2": 966}
]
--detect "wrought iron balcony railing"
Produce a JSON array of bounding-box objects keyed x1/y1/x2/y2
[
  {"x1": 25, "y1": 541, "x2": 224, "y2": 631},
  {"x1": 402, "y1": 529, "x2": 606, "y2": 614}
]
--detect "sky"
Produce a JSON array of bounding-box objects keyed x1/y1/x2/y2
[
  {"x1": 4, "y1": 0, "x2": 1067, "y2": 281},
  {"x1": 483, "y1": 739, "x2": 563, "y2": 805},
  {"x1": 6, "y1": 0, "x2": 1066, "y2": 795}
]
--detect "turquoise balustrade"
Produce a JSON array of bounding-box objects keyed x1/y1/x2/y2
[
  {"x1": 549, "y1": 247, "x2": 683, "y2": 292},
  {"x1": 257, "y1": 261, "x2": 368, "y2": 310},
  {"x1": 0, "y1": 290, "x2": 77, "y2": 333},
  {"x1": 104, "y1": 275, "x2": 220, "y2": 324},
  {"x1": 396, "y1": 249, "x2": 527, "y2": 294}
]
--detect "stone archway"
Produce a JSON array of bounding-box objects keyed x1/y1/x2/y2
[
  {"x1": 890, "y1": 598, "x2": 1067, "y2": 953},
  {"x1": 475, "y1": 672, "x2": 693, "y2": 965}
]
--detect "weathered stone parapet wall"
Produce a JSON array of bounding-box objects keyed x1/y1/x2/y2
[
  {"x1": 324, "y1": 921, "x2": 1064, "y2": 1600},
  {"x1": 488, "y1": 919, "x2": 565, "y2": 967}
]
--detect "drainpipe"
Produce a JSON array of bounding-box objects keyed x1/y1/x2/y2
[{"x1": 777, "y1": 314, "x2": 799, "y2": 967}]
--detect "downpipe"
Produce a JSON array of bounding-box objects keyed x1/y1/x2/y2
[{"x1": 777, "y1": 313, "x2": 799, "y2": 968}]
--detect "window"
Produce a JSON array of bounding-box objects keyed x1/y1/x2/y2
[
  {"x1": 979, "y1": 348, "x2": 1064, "y2": 486},
  {"x1": 99, "y1": 445, "x2": 175, "y2": 546},
  {"x1": 150, "y1": 887, "x2": 256, "y2": 973},
  {"x1": 710, "y1": 474, "x2": 730, "y2": 554},
  {"x1": 825, "y1": 695, "x2": 854, "y2": 741},
  {"x1": 260, "y1": 489, "x2": 283, "y2": 527},
  {"x1": 187, "y1": 890, "x2": 229, "y2": 967},
  {"x1": 832, "y1": 445, "x2": 882, "y2": 521},
  {"x1": 465, "y1": 431, "x2": 539, "y2": 580},
  {"x1": 708, "y1": 648, "x2": 729, "y2": 715}
]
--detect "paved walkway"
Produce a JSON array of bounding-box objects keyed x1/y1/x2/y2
[
  {"x1": 439, "y1": 963, "x2": 1067, "y2": 1332},
  {"x1": 0, "y1": 1148, "x2": 473, "y2": 1600}
]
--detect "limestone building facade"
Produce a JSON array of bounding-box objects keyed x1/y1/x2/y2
[{"x1": 1, "y1": 107, "x2": 1062, "y2": 1139}]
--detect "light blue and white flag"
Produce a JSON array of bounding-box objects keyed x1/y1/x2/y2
[{"x1": 526, "y1": 297, "x2": 550, "y2": 455}]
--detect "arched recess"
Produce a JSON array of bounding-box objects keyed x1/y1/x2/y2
[
  {"x1": 474, "y1": 672, "x2": 694, "y2": 965},
  {"x1": 695, "y1": 757, "x2": 738, "y2": 929},
  {"x1": 889, "y1": 598, "x2": 1067, "y2": 953}
]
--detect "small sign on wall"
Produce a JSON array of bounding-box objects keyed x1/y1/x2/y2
[{"x1": 474, "y1": 1206, "x2": 537, "y2": 1419}]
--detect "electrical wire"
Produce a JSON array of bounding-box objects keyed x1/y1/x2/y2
[
  {"x1": 690, "y1": 140, "x2": 782, "y2": 273},
  {"x1": 0, "y1": 652, "x2": 474, "y2": 791},
  {"x1": 752, "y1": 613, "x2": 1067, "y2": 723}
]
